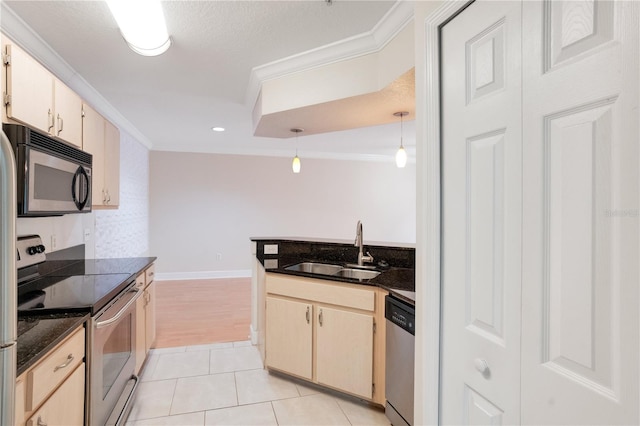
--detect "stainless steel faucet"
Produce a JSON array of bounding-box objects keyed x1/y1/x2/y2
[{"x1": 354, "y1": 220, "x2": 374, "y2": 266}]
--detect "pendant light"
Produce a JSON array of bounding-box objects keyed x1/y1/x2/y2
[
  {"x1": 394, "y1": 111, "x2": 408, "y2": 168},
  {"x1": 291, "y1": 128, "x2": 303, "y2": 173}
]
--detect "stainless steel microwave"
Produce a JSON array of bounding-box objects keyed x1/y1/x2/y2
[{"x1": 3, "y1": 124, "x2": 92, "y2": 216}]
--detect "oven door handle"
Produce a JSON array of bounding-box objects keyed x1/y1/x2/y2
[{"x1": 95, "y1": 287, "x2": 141, "y2": 329}]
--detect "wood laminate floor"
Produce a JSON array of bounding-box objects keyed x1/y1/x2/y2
[{"x1": 154, "y1": 278, "x2": 251, "y2": 348}]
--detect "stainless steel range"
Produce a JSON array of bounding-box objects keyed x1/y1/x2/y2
[{"x1": 17, "y1": 235, "x2": 141, "y2": 426}]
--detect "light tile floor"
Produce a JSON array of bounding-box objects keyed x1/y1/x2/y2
[{"x1": 126, "y1": 341, "x2": 390, "y2": 426}]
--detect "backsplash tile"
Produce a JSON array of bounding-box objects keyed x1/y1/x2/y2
[{"x1": 95, "y1": 131, "x2": 149, "y2": 258}]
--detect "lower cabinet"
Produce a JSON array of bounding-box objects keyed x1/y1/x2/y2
[
  {"x1": 265, "y1": 274, "x2": 386, "y2": 404},
  {"x1": 144, "y1": 279, "x2": 156, "y2": 354},
  {"x1": 27, "y1": 365, "x2": 85, "y2": 426},
  {"x1": 316, "y1": 306, "x2": 374, "y2": 399},
  {"x1": 135, "y1": 263, "x2": 157, "y2": 375},
  {"x1": 16, "y1": 325, "x2": 86, "y2": 426},
  {"x1": 266, "y1": 297, "x2": 313, "y2": 380}
]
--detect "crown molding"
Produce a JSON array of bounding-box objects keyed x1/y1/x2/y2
[
  {"x1": 0, "y1": 3, "x2": 153, "y2": 149},
  {"x1": 244, "y1": 0, "x2": 415, "y2": 108}
]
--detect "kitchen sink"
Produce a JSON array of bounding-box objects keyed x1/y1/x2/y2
[
  {"x1": 285, "y1": 262, "x2": 381, "y2": 281},
  {"x1": 285, "y1": 262, "x2": 343, "y2": 275},
  {"x1": 333, "y1": 268, "x2": 381, "y2": 280}
]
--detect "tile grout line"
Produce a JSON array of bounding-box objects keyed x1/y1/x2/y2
[
  {"x1": 233, "y1": 369, "x2": 241, "y2": 408},
  {"x1": 167, "y1": 376, "x2": 179, "y2": 418},
  {"x1": 270, "y1": 401, "x2": 281, "y2": 426}
]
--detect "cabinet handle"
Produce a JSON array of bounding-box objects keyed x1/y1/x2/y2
[
  {"x1": 305, "y1": 306, "x2": 310, "y2": 324},
  {"x1": 319, "y1": 309, "x2": 323, "y2": 326},
  {"x1": 47, "y1": 109, "x2": 54, "y2": 132},
  {"x1": 102, "y1": 189, "x2": 106, "y2": 204},
  {"x1": 37, "y1": 416, "x2": 48, "y2": 426},
  {"x1": 57, "y1": 113, "x2": 63, "y2": 135},
  {"x1": 107, "y1": 190, "x2": 111, "y2": 204},
  {"x1": 53, "y1": 354, "x2": 74, "y2": 372}
]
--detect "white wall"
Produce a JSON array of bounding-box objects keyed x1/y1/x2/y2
[
  {"x1": 16, "y1": 130, "x2": 150, "y2": 259},
  {"x1": 150, "y1": 151, "x2": 416, "y2": 278}
]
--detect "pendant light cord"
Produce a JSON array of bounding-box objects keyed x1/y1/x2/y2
[{"x1": 400, "y1": 113, "x2": 404, "y2": 148}]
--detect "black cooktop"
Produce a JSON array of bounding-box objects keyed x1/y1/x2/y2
[{"x1": 18, "y1": 273, "x2": 134, "y2": 315}]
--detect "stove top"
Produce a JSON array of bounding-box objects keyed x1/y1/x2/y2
[
  {"x1": 16, "y1": 235, "x2": 138, "y2": 315},
  {"x1": 18, "y1": 273, "x2": 133, "y2": 315}
]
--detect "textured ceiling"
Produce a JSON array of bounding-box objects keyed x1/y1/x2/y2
[{"x1": 3, "y1": 0, "x2": 415, "y2": 160}]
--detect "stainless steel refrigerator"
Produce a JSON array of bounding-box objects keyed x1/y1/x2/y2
[{"x1": 0, "y1": 129, "x2": 17, "y2": 426}]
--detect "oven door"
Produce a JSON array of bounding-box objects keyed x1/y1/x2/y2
[
  {"x1": 90, "y1": 285, "x2": 141, "y2": 426},
  {"x1": 24, "y1": 146, "x2": 91, "y2": 215}
]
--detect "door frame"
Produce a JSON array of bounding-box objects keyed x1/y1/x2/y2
[{"x1": 415, "y1": 1, "x2": 473, "y2": 424}]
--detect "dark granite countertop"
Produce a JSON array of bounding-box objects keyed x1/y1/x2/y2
[
  {"x1": 253, "y1": 238, "x2": 415, "y2": 299},
  {"x1": 36, "y1": 256, "x2": 157, "y2": 278},
  {"x1": 17, "y1": 312, "x2": 88, "y2": 376},
  {"x1": 16, "y1": 254, "x2": 157, "y2": 376}
]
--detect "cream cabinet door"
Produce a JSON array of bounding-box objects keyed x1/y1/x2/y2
[
  {"x1": 316, "y1": 306, "x2": 373, "y2": 399},
  {"x1": 145, "y1": 281, "x2": 156, "y2": 352},
  {"x1": 53, "y1": 79, "x2": 82, "y2": 147},
  {"x1": 104, "y1": 119, "x2": 120, "y2": 206},
  {"x1": 135, "y1": 288, "x2": 146, "y2": 374},
  {"x1": 5, "y1": 43, "x2": 53, "y2": 135},
  {"x1": 82, "y1": 103, "x2": 105, "y2": 206},
  {"x1": 265, "y1": 296, "x2": 312, "y2": 380},
  {"x1": 26, "y1": 364, "x2": 84, "y2": 426}
]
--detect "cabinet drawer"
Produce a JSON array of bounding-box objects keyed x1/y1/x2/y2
[
  {"x1": 16, "y1": 377, "x2": 25, "y2": 426},
  {"x1": 27, "y1": 363, "x2": 85, "y2": 426},
  {"x1": 145, "y1": 264, "x2": 156, "y2": 285},
  {"x1": 266, "y1": 274, "x2": 375, "y2": 311},
  {"x1": 136, "y1": 273, "x2": 145, "y2": 289},
  {"x1": 27, "y1": 327, "x2": 85, "y2": 411}
]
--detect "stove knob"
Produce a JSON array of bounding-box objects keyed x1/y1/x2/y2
[
  {"x1": 36, "y1": 245, "x2": 46, "y2": 253},
  {"x1": 27, "y1": 246, "x2": 38, "y2": 255}
]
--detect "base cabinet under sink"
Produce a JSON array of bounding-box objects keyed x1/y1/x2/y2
[{"x1": 264, "y1": 274, "x2": 386, "y2": 405}]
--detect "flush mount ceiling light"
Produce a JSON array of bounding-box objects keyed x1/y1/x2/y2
[
  {"x1": 211, "y1": 127, "x2": 225, "y2": 132},
  {"x1": 106, "y1": 0, "x2": 172, "y2": 57},
  {"x1": 394, "y1": 111, "x2": 409, "y2": 168},
  {"x1": 291, "y1": 128, "x2": 303, "y2": 174}
]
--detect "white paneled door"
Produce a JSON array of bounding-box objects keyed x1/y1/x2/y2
[
  {"x1": 441, "y1": 1, "x2": 523, "y2": 424},
  {"x1": 440, "y1": 0, "x2": 639, "y2": 424},
  {"x1": 521, "y1": 0, "x2": 639, "y2": 424}
]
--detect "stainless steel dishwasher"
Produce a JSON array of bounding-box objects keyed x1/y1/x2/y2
[{"x1": 385, "y1": 293, "x2": 415, "y2": 426}]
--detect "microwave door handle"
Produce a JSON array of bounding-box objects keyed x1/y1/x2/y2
[
  {"x1": 71, "y1": 167, "x2": 89, "y2": 210},
  {"x1": 78, "y1": 167, "x2": 89, "y2": 209}
]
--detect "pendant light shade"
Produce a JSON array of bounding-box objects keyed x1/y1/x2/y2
[
  {"x1": 394, "y1": 111, "x2": 409, "y2": 168},
  {"x1": 292, "y1": 155, "x2": 301, "y2": 173},
  {"x1": 106, "y1": 0, "x2": 172, "y2": 56},
  {"x1": 291, "y1": 128, "x2": 303, "y2": 174},
  {"x1": 395, "y1": 146, "x2": 407, "y2": 168}
]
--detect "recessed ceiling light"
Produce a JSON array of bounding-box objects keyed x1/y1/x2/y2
[{"x1": 212, "y1": 127, "x2": 225, "y2": 132}]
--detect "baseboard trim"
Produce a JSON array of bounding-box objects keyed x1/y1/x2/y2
[{"x1": 155, "y1": 270, "x2": 252, "y2": 281}]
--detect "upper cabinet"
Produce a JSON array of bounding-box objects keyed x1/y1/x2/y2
[
  {"x1": 104, "y1": 119, "x2": 120, "y2": 206},
  {"x1": 82, "y1": 103, "x2": 120, "y2": 207},
  {"x1": 53, "y1": 78, "x2": 83, "y2": 147},
  {"x1": 3, "y1": 42, "x2": 82, "y2": 147}
]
